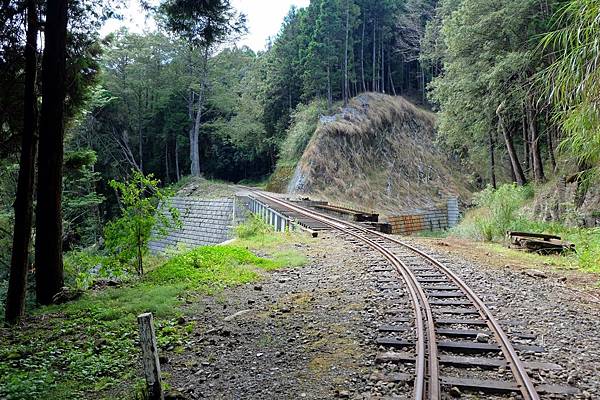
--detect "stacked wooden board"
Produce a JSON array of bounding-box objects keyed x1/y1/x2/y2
[{"x1": 507, "y1": 231, "x2": 575, "y2": 254}]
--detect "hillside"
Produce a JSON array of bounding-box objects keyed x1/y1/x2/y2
[{"x1": 270, "y1": 93, "x2": 472, "y2": 214}]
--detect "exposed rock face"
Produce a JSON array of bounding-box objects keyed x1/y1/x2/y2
[
  {"x1": 526, "y1": 176, "x2": 600, "y2": 227},
  {"x1": 288, "y1": 93, "x2": 471, "y2": 214}
]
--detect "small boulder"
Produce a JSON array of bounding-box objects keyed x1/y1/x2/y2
[{"x1": 476, "y1": 333, "x2": 490, "y2": 343}]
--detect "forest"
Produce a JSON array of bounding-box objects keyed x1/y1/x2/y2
[
  {"x1": 0, "y1": 0, "x2": 599, "y2": 396},
  {"x1": 1, "y1": 0, "x2": 599, "y2": 320}
]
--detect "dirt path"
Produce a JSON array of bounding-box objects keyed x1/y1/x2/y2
[
  {"x1": 161, "y1": 233, "x2": 600, "y2": 399},
  {"x1": 163, "y1": 233, "x2": 380, "y2": 399}
]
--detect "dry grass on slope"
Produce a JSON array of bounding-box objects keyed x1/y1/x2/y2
[{"x1": 289, "y1": 93, "x2": 472, "y2": 215}]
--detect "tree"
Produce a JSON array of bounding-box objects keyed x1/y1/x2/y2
[
  {"x1": 425, "y1": 0, "x2": 555, "y2": 186},
  {"x1": 35, "y1": 0, "x2": 69, "y2": 305},
  {"x1": 160, "y1": 0, "x2": 247, "y2": 176},
  {"x1": 541, "y1": 0, "x2": 600, "y2": 175},
  {"x1": 104, "y1": 170, "x2": 179, "y2": 275},
  {"x1": 5, "y1": 0, "x2": 38, "y2": 323}
]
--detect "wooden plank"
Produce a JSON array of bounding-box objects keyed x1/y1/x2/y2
[
  {"x1": 436, "y1": 318, "x2": 486, "y2": 325},
  {"x1": 375, "y1": 351, "x2": 414, "y2": 364},
  {"x1": 378, "y1": 324, "x2": 410, "y2": 332},
  {"x1": 429, "y1": 300, "x2": 473, "y2": 306},
  {"x1": 439, "y1": 355, "x2": 563, "y2": 371},
  {"x1": 441, "y1": 376, "x2": 518, "y2": 394},
  {"x1": 438, "y1": 340, "x2": 544, "y2": 353},
  {"x1": 436, "y1": 328, "x2": 486, "y2": 338},
  {"x1": 508, "y1": 231, "x2": 561, "y2": 241},
  {"x1": 375, "y1": 337, "x2": 414, "y2": 348}
]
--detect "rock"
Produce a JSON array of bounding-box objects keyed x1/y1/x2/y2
[
  {"x1": 164, "y1": 389, "x2": 188, "y2": 400},
  {"x1": 336, "y1": 389, "x2": 350, "y2": 398},
  {"x1": 52, "y1": 286, "x2": 83, "y2": 304},
  {"x1": 524, "y1": 269, "x2": 547, "y2": 279},
  {"x1": 449, "y1": 386, "x2": 461, "y2": 398},
  {"x1": 476, "y1": 333, "x2": 490, "y2": 343},
  {"x1": 280, "y1": 307, "x2": 291, "y2": 313},
  {"x1": 223, "y1": 309, "x2": 251, "y2": 322}
]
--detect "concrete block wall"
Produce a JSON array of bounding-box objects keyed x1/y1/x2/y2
[
  {"x1": 387, "y1": 197, "x2": 459, "y2": 235},
  {"x1": 148, "y1": 197, "x2": 234, "y2": 253}
]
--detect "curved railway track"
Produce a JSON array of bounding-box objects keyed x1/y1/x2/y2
[{"x1": 249, "y1": 190, "x2": 541, "y2": 400}]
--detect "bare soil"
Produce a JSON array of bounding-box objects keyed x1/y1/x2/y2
[{"x1": 161, "y1": 233, "x2": 600, "y2": 399}]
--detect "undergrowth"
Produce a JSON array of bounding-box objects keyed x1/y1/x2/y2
[
  {"x1": 452, "y1": 184, "x2": 600, "y2": 272},
  {"x1": 0, "y1": 221, "x2": 308, "y2": 399}
]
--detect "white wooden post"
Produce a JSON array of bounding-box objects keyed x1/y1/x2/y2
[{"x1": 137, "y1": 312, "x2": 164, "y2": 400}]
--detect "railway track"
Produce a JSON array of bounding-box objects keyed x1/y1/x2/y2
[{"x1": 248, "y1": 190, "x2": 575, "y2": 399}]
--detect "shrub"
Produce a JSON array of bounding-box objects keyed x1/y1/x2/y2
[
  {"x1": 104, "y1": 170, "x2": 180, "y2": 275},
  {"x1": 235, "y1": 214, "x2": 273, "y2": 239},
  {"x1": 454, "y1": 184, "x2": 533, "y2": 241}
]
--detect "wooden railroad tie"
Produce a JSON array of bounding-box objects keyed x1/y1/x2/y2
[{"x1": 507, "y1": 231, "x2": 575, "y2": 254}]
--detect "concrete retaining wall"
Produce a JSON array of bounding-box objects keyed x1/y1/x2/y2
[
  {"x1": 387, "y1": 197, "x2": 459, "y2": 235},
  {"x1": 149, "y1": 197, "x2": 234, "y2": 253}
]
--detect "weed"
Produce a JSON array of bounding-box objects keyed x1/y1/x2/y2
[
  {"x1": 453, "y1": 184, "x2": 600, "y2": 272},
  {"x1": 235, "y1": 214, "x2": 273, "y2": 239},
  {"x1": 0, "y1": 242, "x2": 300, "y2": 399}
]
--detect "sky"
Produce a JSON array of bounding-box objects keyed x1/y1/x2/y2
[{"x1": 100, "y1": 0, "x2": 311, "y2": 52}]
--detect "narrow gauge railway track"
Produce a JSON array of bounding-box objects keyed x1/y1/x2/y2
[{"x1": 249, "y1": 190, "x2": 547, "y2": 400}]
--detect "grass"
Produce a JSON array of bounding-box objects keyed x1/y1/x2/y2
[
  {"x1": 452, "y1": 183, "x2": 600, "y2": 273},
  {"x1": 0, "y1": 220, "x2": 309, "y2": 400}
]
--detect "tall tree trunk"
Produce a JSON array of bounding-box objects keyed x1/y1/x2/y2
[
  {"x1": 526, "y1": 99, "x2": 545, "y2": 182},
  {"x1": 372, "y1": 20, "x2": 376, "y2": 91},
  {"x1": 343, "y1": 0, "x2": 350, "y2": 106},
  {"x1": 138, "y1": 98, "x2": 143, "y2": 173},
  {"x1": 522, "y1": 115, "x2": 530, "y2": 176},
  {"x1": 190, "y1": 46, "x2": 209, "y2": 177},
  {"x1": 497, "y1": 102, "x2": 527, "y2": 186},
  {"x1": 380, "y1": 35, "x2": 385, "y2": 94},
  {"x1": 388, "y1": 56, "x2": 396, "y2": 96},
  {"x1": 360, "y1": 16, "x2": 366, "y2": 93},
  {"x1": 175, "y1": 138, "x2": 180, "y2": 182},
  {"x1": 488, "y1": 130, "x2": 497, "y2": 189},
  {"x1": 548, "y1": 123, "x2": 557, "y2": 173},
  {"x1": 165, "y1": 139, "x2": 170, "y2": 183},
  {"x1": 35, "y1": 0, "x2": 68, "y2": 305},
  {"x1": 326, "y1": 64, "x2": 332, "y2": 109},
  {"x1": 5, "y1": 0, "x2": 38, "y2": 323}
]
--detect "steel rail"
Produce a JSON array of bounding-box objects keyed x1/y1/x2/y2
[
  {"x1": 249, "y1": 191, "x2": 439, "y2": 399},
  {"x1": 371, "y1": 234, "x2": 540, "y2": 400},
  {"x1": 247, "y1": 190, "x2": 539, "y2": 400}
]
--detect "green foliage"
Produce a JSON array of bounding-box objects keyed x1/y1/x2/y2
[
  {"x1": 0, "y1": 242, "x2": 297, "y2": 399},
  {"x1": 63, "y1": 149, "x2": 105, "y2": 248},
  {"x1": 279, "y1": 99, "x2": 327, "y2": 164},
  {"x1": 452, "y1": 184, "x2": 534, "y2": 241},
  {"x1": 235, "y1": 215, "x2": 274, "y2": 239},
  {"x1": 539, "y1": 0, "x2": 600, "y2": 173},
  {"x1": 425, "y1": 0, "x2": 556, "y2": 185},
  {"x1": 453, "y1": 184, "x2": 600, "y2": 271},
  {"x1": 104, "y1": 170, "x2": 180, "y2": 275},
  {"x1": 146, "y1": 246, "x2": 276, "y2": 288}
]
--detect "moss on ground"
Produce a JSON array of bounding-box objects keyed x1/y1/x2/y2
[{"x1": 0, "y1": 230, "x2": 309, "y2": 400}]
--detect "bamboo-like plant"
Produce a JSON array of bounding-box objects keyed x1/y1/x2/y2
[{"x1": 540, "y1": 0, "x2": 600, "y2": 170}]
